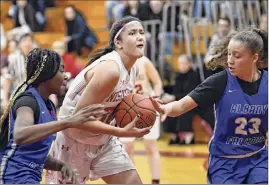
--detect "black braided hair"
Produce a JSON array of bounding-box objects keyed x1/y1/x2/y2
[{"x1": 0, "y1": 48, "x2": 61, "y2": 150}]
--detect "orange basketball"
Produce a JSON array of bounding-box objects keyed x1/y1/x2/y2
[{"x1": 115, "y1": 94, "x2": 157, "y2": 129}]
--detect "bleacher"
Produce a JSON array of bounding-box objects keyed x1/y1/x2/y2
[
  {"x1": 1, "y1": 1, "x2": 108, "y2": 60},
  {"x1": 1, "y1": 0, "x2": 266, "y2": 144}
]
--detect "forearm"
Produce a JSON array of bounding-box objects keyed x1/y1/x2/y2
[
  {"x1": 153, "y1": 84, "x2": 163, "y2": 97},
  {"x1": 14, "y1": 120, "x2": 69, "y2": 145},
  {"x1": 44, "y1": 155, "x2": 64, "y2": 171},
  {"x1": 75, "y1": 120, "x2": 121, "y2": 137},
  {"x1": 166, "y1": 96, "x2": 197, "y2": 117}
]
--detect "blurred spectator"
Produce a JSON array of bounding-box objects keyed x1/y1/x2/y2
[
  {"x1": 13, "y1": 0, "x2": 43, "y2": 32},
  {"x1": 259, "y1": 14, "x2": 268, "y2": 32},
  {"x1": 1, "y1": 23, "x2": 8, "y2": 78},
  {"x1": 63, "y1": 5, "x2": 98, "y2": 56},
  {"x1": 208, "y1": 17, "x2": 231, "y2": 52},
  {"x1": 157, "y1": 1, "x2": 181, "y2": 56},
  {"x1": 167, "y1": 55, "x2": 201, "y2": 144},
  {"x1": 28, "y1": 0, "x2": 47, "y2": 29},
  {"x1": 52, "y1": 41, "x2": 83, "y2": 78},
  {"x1": 0, "y1": 24, "x2": 7, "y2": 114},
  {"x1": 7, "y1": 40, "x2": 18, "y2": 55},
  {"x1": 165, "y1": 55, "x2": 214, "y2": 145},
  {"x1": 1, "y1": 33, "x2": 35, "y2": 111},
  {"x1": 123, "y1": 0, "x2": 151, "y2": 21},
  {"x1": 105, "y1": 0, "x2": 127, "y2": 28}
]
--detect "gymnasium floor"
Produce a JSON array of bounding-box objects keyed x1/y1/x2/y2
[{"x1": 42, "y1": 136, "x2": 209, "y2": 184}]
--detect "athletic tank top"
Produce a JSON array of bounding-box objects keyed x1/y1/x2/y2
[
  {"x1": 0, "y1": 88, "x2": 57, "y2": 184},
  {"x1": 135, "y1": 57, "x2": 154, "y2": 96},
  {"x1": 209, "y1": 69, "x2": 268, "y2": 156},
  {"x1": 59, "y1": 51, "x2": 137, "y2": 145}
]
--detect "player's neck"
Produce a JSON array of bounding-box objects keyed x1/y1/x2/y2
[
  {"x1": 117, "y1": 50, "x2": 137, "y2": 72},
  {"x1": 238, "y1": 67, "x2": 261, "y2": 82},
  {"x1": 36, "y1": 85, "x2": 50, "y2": 100}
]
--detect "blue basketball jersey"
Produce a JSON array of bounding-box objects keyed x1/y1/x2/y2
[
  {"x1": 209, "y1": 70, "x2": 268, "y2": 156},
  {"x1": 0, "y1": 88, "x2": 57, "y2": 184}
]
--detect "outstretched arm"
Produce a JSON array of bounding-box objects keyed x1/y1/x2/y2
[{"x1": 151, "y1": 95, "x2": 198, "y2": 117}]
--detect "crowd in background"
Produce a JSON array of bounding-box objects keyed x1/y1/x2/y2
[{"x1": 1, "y1": 0, "x2": 268, "y2": 145}]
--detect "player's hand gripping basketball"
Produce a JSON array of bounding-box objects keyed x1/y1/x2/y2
[
  {"x1": 118, "y1": 115, "x2": 151, "y2": 137},
  {"x1": 66, "y1": 104, "x2": 107, "y2": 127}
]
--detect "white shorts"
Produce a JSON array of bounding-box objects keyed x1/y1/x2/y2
[
  {"x1": 45, "y1": 132, "x2": 135, "y2": 183},
  {"x1": 120, "y1": 114, "x2": 160, "y2": 143}
]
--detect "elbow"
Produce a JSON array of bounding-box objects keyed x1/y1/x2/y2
[{"x1": 14, "y1": 130, "x2": 27, "y2": 145}]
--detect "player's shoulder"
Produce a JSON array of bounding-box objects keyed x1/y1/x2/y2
[
  {"x1": 137, "y1": 56, "x2": 150, "y2": 64},
  {"x1": 96, "y1": 60, "x2": 121, "y2": 78},
  {"x1": 205, "y1": 69, "x2": 227, "y2": 83}
]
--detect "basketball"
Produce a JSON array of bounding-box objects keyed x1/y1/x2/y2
[{"x1": 115, "y1": 94, "x2": 157, "y2": 129}]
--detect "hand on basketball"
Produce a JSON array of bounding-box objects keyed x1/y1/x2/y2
[
  {"x1": 60, "y1": 163, "x2": 77, "y2": 184},
  {"x1": 119, "y1": 115, "x2": 151, "y2": 137},
  {"x1": 66, "y1": 104, "x2": 107, "y2": 127},
  {"x1": 149, "y1": 96, "x2": 166, "y2": 114}
]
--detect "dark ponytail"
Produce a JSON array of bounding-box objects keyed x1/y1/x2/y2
[
  {"x1": 252, "y1": 28, "x2": 268, "y2": 69},
  {"x1": 87, "y1": 45, "x2": 114, "y2": 67},
  {"x1": 86, "y1": 16, "x2": 141, "y2": 66}
]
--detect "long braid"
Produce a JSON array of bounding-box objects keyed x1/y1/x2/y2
[{"x1": 0, "y1": 49, "x2": 49, "y2": 150}]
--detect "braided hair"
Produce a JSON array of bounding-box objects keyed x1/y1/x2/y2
[
  {"x1": 206, "y1": 28, "x2": 268, "y2": 70},
  {"x1": 87, "y1": 16, "x2": 142, "y2": 66},
  {"x1": 0, "y1": 48, "x2": 61, "y2": 150}
]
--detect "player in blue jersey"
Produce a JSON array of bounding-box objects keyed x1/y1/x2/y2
[
  {"x1": 150, "y1": 28, "x2": 268, "y2": 184},
  {"x1": 0, "y1": 48, "x2": 107, "y2": 184}
]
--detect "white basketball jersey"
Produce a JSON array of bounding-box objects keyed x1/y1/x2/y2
[
  {"x1": 135, "y1": 56, "x2": 154, "y2": 96},
  {"x1": 59, "y1": 51, "x2": 137, "y2": 145}
]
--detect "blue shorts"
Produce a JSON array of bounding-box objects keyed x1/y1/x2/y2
[{"x1": 207, "y1": 147, "x2": 268, "y2": 184}]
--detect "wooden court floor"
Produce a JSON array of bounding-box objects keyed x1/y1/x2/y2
[{"x1": 42, "y1": 137, "x2": 209, "y2": 184}]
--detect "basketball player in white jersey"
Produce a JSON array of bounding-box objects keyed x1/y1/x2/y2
[
  {"x1": 120, "y1": 56, "x2": 163, "y2": 184},
  {"x1": 45, "y1": 16, "x2": 151, "y2": 184}
]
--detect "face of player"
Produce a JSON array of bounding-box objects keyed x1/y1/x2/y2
[
  {"x1": 46, "y1": 61, "x2": 67, "y2": 96},
  {"x1": 116, "y1": 22, "x2": 146, "y2": 59},
  {"x1": 227, "y1": 39, "x2": 259, "y2": 79}
]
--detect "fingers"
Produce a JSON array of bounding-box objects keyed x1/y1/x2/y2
[
  {"x1": 139, "y1": 126, "x2": 151, "y2": 134},
  {"x1": 70, "y1": 169, "x2": 77, "y2": 184},
  {"x1": 149, "y1": 97, "x2": 161, "y2": 108},
  {"x1": 150, "y1": 96, "x2": 164, "y2": 104},
  {"x1": 132, "y1": 114, "x2": 141, "y2": 123},
  {"x1": 61, "y1": 169, "x2": 67, "y2": 183}
]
